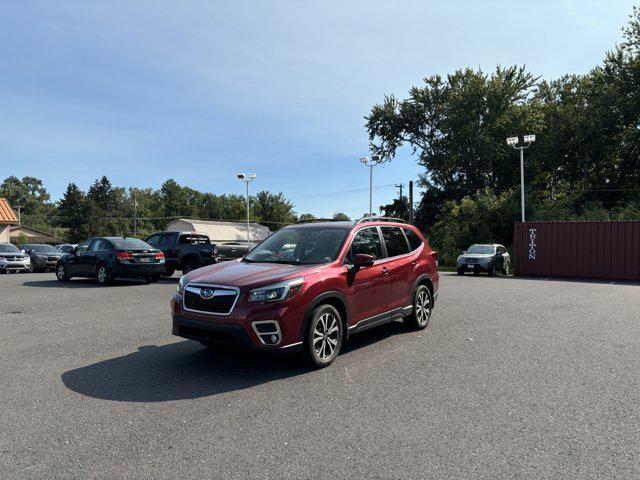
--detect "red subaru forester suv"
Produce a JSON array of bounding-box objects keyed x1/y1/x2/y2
[{"x1": 170, "y1": 218, "x2": 439, "y2": 368}]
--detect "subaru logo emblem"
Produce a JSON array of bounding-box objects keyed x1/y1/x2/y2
[{"x1": 200, "y1": 288, "x2": 215, "y2": 299}]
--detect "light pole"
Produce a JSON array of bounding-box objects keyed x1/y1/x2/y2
[
  {"x1": 506, "y1": 135, "x2": 536, "y2": 222},
  {"x1": 237, "y1": 173, "x2": 256, "y2": 242},
  {"x1": 359, "y1": 155, "x2": 382, "y2": 216}
]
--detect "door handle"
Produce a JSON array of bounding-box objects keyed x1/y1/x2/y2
[
  {"x1": 381, "y1": 266, "x2": 390, "y2": 275},
  {"x1": 411, "y1": 260, "x2": 418, "y2": 266}
]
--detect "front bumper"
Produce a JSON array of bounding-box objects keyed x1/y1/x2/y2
[
  {"x1": 0, "y1": 260, "x2": 30, "y2": 272},
  {"x1": 170, "y1": 290, "x2": 305, "y2": 351}
]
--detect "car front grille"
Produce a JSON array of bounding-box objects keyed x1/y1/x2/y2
[
  {"x1": 466, "y1": 258, "x2": 478, "y2": 263},
  {"x1": 183, "y1": 286, "x2": 239, "y2": 315}
]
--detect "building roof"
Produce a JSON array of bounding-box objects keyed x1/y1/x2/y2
[
  {"x1": 0, "y1": 198, "x2": 19, "y2": 225},
  {"x1": 165, "y1": 219, "x2": 271, "y2": 242},
  {"x1": 10, "y1": 225, "x2": 63, "y2": 244}
]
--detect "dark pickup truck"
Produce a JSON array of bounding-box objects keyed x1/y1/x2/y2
[
  {"x1": 145, "y1": 231, "x2": 217, "y2": 276},
  {"x1": 216, "y1": 241, "x2": 256, "y2": 261}
]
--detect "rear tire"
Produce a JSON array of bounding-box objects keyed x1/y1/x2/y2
[
  {"x1": 303, "y1": 304, "x2": 343, "y2": 368},
  {"x1": 56, "y1": 264, "x2": 70, "y2": 282},
  {"x1": 162, "y1": 269, "x2": 175, "y2": 278},
  {"x1": 147, "y1": 275, "x2": 160, "y2": 283},
  {"x1": 96, "y1": 265, "x2": 110, "y2": 286},
  {"x1": 404, "y1": 285, "x2": 432, "y2": 330},
  {"x1": 502, "y1": 263, "x2": 509, "y2": 275},
  {"x1": 456, "y1": 268, "x2": 465, "y2": 275},
  {"x1": 181, "y1": 259, "x2": 197, "y2": 275}
]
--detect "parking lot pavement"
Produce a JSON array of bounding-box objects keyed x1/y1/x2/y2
[{"x1": 1, "y1": 272, "x2": 640, "y2": 479}]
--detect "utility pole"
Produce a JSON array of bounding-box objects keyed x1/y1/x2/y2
[
  {"x1": 394, "y1": 183, "x2": 404, "y2": 199},
  {"x1": 409, "y1": 181, "x2": 414, "y2": 225},
  {"x1": 359, "y1": 155, "x2": 382, "y2": 216},
  {"x1": 133, "y1": 191, "x2": 138, "y2": 236},
  {"x1": 506, "y1": 134, "x2": 536, "y2": 222},
  {"x1": 236, "y1": 173, "x2": 256, "y2": 242},
  {"x1": 15, "y1": 205, "x2": 23, "y2": 225}
]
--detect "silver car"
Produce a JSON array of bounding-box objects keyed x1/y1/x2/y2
[
  {"x1": 456, "y1": 244, "x2": 510, "y2": 276},
  {"x1": 0, "y1": 243, "x2": 31, "y2": 273}
]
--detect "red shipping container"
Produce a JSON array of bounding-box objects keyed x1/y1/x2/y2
[{"x1": 514, "y1": 221, "x2": 640, "y2": 281}]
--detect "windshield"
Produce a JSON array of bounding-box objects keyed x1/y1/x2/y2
[
  {"x1": 30, "y1": 244, "x2": 59, "y2": 253},
  {"x1": 0, "y1": 244, "x2": 19, "y2": 253},
  {"x1": 244, "y1": 227, "x2": 349, "y2": 264},
  {"x1": 107, "y1": 237, "x2": 154, "y2": 250},
  {"x1": 466, "y1": 245, "x2": 495, "y2": 255}
]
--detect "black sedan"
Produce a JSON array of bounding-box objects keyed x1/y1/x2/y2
[
  {"x1": 55, "y1": 237, "x2": 166, "y2": 285},
  {"x1": 19, "y1": 243, "x2": 65, "y2": 272},
  {"x1": 216, "y1": 241, "x2": 256, "y2": 261}
]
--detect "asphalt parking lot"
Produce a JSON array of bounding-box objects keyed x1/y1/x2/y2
[{"x1": 1, "y1": 272, "x2": 640, "y2": 479}]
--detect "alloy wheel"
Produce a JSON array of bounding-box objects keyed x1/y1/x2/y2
[
  {"x1": 415, "y1": 289, "x2": 431, "y2": 327},
  {"x1": 97, "y1": 266, "x2": 108, "y2": 284},
  {"x1": 56, "y1": 265, "x2": 65, "y2": 280},
  {"x1": 313, "y1": 312, "x2": 340, "y2": 361}
]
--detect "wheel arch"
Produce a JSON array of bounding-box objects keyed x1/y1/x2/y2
[
  {"x1": 301, "y1": 291, "x2": 349, "y2": 342},
  {"x1": 413, "y1": 274, "x2": 434, "y2": 304}
]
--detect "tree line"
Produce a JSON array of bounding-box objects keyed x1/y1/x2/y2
[
  {"x1": 369, "y1": 7, "x2": 640, "y2": 265},
  {"x1": 0, "y1": 175, "x2": 351, "y2": 242}
]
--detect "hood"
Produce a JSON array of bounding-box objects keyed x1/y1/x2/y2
[
  {"x1": 185, "y1": 260, "x2": 322, "y2": 290},
  {"x1": 0, "y1": 252, "x2": 27, "y2": 258},
  {"x1": 461, "y1": 253, "x2": 494, "y2": 259}
]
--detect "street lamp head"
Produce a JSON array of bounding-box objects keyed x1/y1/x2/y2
[
  {"x1": 237, "y1": 173, "x2": 246, "y2": 180},
  {"x1": 506, "y1": 137, "x2": 519, "y2": 146},
  {"x1": 370, "y1": 154, "x2": 382, "y2": 163},
  {"x1": 524, "y1": 134, "x2": 536, "y2": 144},
  {"x1": 359, "y1": 156, "x2": 370, "y2": 164},
  {"x1": 247, "y1": 173, "x2": 257, "y2": 180}
]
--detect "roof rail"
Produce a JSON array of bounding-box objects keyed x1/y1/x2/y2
[
  {"x1": 355, "y1": 216, "x2": 407, "y2": 225},
  {"x1": 295, "y1": 218, "x2": 351, "y2": 224}
]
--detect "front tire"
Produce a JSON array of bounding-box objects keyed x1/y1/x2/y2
[
  {"x1": 456, "y1": 268, "x2": 465, "y2": 275},
  {"x1": 56, "y1": 264, "x2": 70, "y2": 282},
  {"x1": 487, "y1": 263, "x2": 496, "y2": 276},
  {"x1": 96, "y1": 265, "x2": 110, "y2": 286},
  {"x1": 404, "y1": 285, "x2": 433, "y2": 330},
  {"x1": 304, "y1": 304, "x2": 343, "y2": 368}
]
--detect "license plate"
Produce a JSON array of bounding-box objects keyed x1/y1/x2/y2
[
  {"x1": 466, "y1": 263, "x2": 475, "y2": 267},
  {"x1": 138, "y1": 257, "x2": 151, "y2": 263}
]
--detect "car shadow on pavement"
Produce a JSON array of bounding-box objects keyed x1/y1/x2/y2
[{"x1": 61, "y1": 322, "x2": 411, "y2": 402}]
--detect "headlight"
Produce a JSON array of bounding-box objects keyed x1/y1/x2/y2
[
  {"x1": 248, "y1": 277, "x2": 304, "y2": 303},
  {"x1": 0, "y1": 258, "x2": 7, "y2": 265}
]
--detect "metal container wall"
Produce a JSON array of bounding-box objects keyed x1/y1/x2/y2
[{"x1": 514, "y1": 221, "x2": 640, "y2": 281}]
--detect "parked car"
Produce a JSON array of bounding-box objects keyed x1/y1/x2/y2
[
  {"x1": 145, "y1": 231, "x2": 217, "y2": 276},
  {"x1": 55, "y1": 237, "x2": 165, "y2": 285},
  {"x1": 170, "y1": 218, "x2": 439, "y2": 368},
  {"x1": 456, "y1": 243, "x2": 510, "y2": 276},
  {"x1": 55, "y1": 243, "x2": 77, "y2": 254},
  {"x1": 0, "y1": 243, "x2": 31, "y2": 273},
  {"x1": 19, "y1": 243, "x2": 64, "y2": 272},
  {"x1": 216, "y1": 241, "x2": 256, "y2": 261}
]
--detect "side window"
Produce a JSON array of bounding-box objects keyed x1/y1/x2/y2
[
  {"x1": 158, "y1": 235, "x2": 173, "y2": 248},
  {"x1": 381, "y1": 227, "x2": 410, "y2": 257},
  {"x1": 345, "y1": 228, "x2": 384, "y2": 264},
  {"x1": 403, "y1": 228, "x2": 423, "y2": 251},
  {"x1": 90, "y1": 240, "x2": 105, "y2": 251},
  {"x1": 146, "y1": 235, "x2": 159, "y2": 247},
  {"x1": 76, "y1": 239, "x2": 93, "y2": 253}
]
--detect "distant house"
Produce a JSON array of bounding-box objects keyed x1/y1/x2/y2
[
  {"x1": 165, "y1": 219, "x2": 271, "y2": 243},
  {"x1": 0, "y1": 198, "x2": 19, "y2": 243},
  {"x1": 10, "y1": 225, "x2": 62, "y2": 245}
]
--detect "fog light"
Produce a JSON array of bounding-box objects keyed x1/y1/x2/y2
[{"x1": 270, "y1": 335, "x2": 278, "y2": 343}]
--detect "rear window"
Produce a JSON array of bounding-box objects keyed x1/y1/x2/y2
[
  {"x1": 403, "y1": 228, "x2": 423, "y2": 251},
  {"x1": 108, "y1": 238, "x2": 153, "y2": 250},
  {"x1": 381, "y1": 227, "x2": 410, "y2": 257},
  {"x1": 179, "y1": 234, "x2": 210, "y2": 245}
]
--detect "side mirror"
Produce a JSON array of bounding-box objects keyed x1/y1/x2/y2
[
  {"x1": 462, "y1": 250, "x2": 466, "y2": 255},
  {"x1": 354, "y1": 253, "x2": 375, "y2": 268}
]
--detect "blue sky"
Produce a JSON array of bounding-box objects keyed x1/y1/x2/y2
[{"x1": 1, "y1": 0, "x2": 635, "y2": 219}]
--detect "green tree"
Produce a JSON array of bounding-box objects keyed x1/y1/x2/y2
[
  {"x1": 332, "y1": 212, "x2": 350, "y2": 220},
  {"x1": 57, "y1": 183, "x2": 86, "y2": 241}
]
